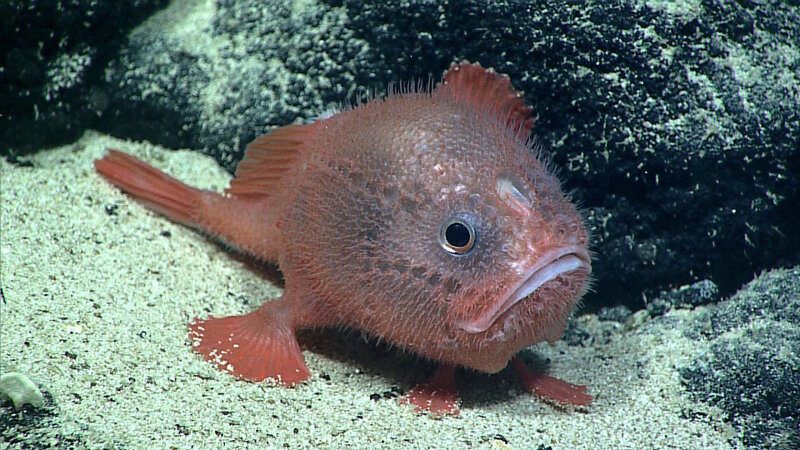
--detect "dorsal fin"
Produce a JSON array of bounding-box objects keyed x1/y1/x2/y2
[
  {"x1": 226, "y1": 122, "x2": 319, "y2": 200},
  {"x1": 436, "y1": 61, "x2": 536, "y2": 135}
]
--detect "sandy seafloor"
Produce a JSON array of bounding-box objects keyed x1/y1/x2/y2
[{"x1": 0, "y1": 131, "x2": 739, "y2": 449}]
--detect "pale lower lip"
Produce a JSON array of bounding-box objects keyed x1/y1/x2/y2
[{"x1": 456, "y1": 246, "x2": 591, "y2": 334}]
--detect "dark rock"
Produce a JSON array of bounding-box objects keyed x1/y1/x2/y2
[
  {"x1": 562, "y1": 315, "x2": 621, "y2": 347},
  {"x1": 647, "y1": 279, "x2": 719, "y2": 316},
  {"x1": 680, "y1": 267, "x2": 800, "y2": 450},
  {"x1": 0, "y1": 391, "x2": 75, "y2": 448},
  {"x1": 102, "y1": 0, "x2": 372, "y2": 169},
  {"x1": 562, "y1": 319, "x2": 594, "y2": 347},
  {"x1": 597, "y1": 305, "x2": 633, "y2": 322},
  {"x1": 0, "y1": 0, "x2": 170, "y2": 156}
]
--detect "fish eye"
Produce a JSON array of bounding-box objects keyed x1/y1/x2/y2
[{"x1": 439, "y1": 218, "x2": 476, "y2": 255}]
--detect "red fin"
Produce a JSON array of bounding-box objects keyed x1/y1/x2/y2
[
  {"x1": 188, "y1": 301, "x2": 310, "y2": 386},
  {"x1": 436, "y1": 61, "x2": 535, "y2": 135},
  {"x1": 399, "y1": 364, "x2": 461, "y2": 416},
  {"x1": 94, "y1": 149, "x2": 203, "y2": 225},
  {"x1": 226, "y1": 123, "x2": 319, "y2": 200},
  {"x1": 512, "y1": 357, "x2": 592, "y2": 407}
]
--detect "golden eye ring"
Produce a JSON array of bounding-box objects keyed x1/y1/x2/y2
[{"x1": 439, "y1": 218, "x2": 476, "y2": 255}]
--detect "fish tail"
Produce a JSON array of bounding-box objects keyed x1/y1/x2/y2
[
  {"x1": 94, "y1": 149, "x2": 204, "y2": 226},
  {"x1": 96, "y1": 148, "x2": 283, "y2": 263}
]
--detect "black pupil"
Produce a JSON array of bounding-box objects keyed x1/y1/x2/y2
[{"x1": 445, "y1": 222, "x2": 471, "y2": 248}]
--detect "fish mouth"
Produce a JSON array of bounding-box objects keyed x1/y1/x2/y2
[{"x1": 456, "y1": 246, "x2": 592, "y2": 334}]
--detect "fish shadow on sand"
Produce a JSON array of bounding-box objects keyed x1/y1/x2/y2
[{"x1": 298, "y1": 327, "x2": 559, "y2": 411}]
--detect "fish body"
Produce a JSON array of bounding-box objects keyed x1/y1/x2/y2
[{"x1": 95, "y1": 63, "x2": 592, "y2": 414}]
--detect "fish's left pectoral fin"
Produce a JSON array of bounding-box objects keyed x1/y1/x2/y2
[
  {"x1": 188, "y1": 307, "x2": 310, "y2": 386},
  {"x1": 399, "y1": 364, "x2": 461, "y2": 416},
  {"x1": 512, "y1": 356, "x2": 592, "y2": 408}
]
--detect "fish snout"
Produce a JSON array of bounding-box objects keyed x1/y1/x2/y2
[{"x1": 456, "y1": 246, "x2": 591, "y2": 334}]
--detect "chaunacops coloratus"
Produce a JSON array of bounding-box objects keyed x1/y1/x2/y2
[{"x1": 95, "y1": 62, "x2": 592, "y2": 415}]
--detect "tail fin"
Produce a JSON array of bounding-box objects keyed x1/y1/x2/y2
[
  {"x1": 94, "y1": 149, "x2": 202, "y2": 226},
  {"x1": 95, "y1": 149, "x2": 284, "y2": 262}
]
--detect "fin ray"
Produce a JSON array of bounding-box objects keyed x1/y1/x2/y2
[
  {"x1": 188, "y1": 300, "x2": 310, "y2": 386},
  {"x1": 437, "y1": 61, "x2": 536, "y2": 135},
  {"x1": 226, "y1": 123, "x2": 319, "y2": 200}
]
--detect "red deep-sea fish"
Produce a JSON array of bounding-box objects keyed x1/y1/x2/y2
[{"x1": 95, "y1": 62, "x2": 593, "y2": 415}]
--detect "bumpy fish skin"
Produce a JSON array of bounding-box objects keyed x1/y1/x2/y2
[
  {"x1": 282, "y1": 78, "x2": 589, "y2": 373},
  {"x1": 95, "y1": 62, "x2": 592, "y2": 414}
]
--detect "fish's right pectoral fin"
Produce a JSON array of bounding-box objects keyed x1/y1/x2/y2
[{"x1": 188, "y1": 305, "x2": 310, "y2": 386}]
